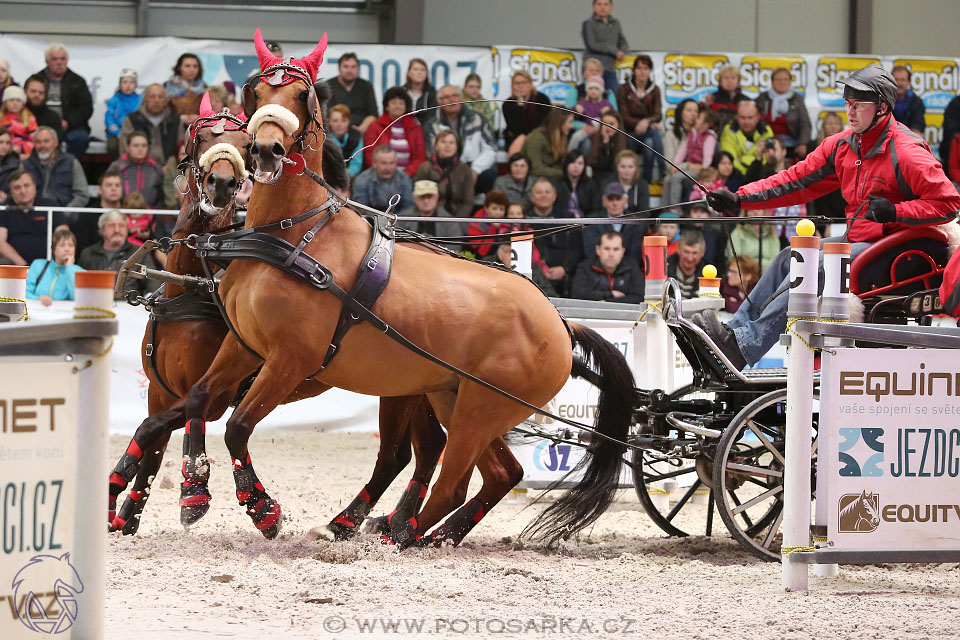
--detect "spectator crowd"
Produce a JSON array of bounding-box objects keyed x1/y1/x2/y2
[{"x1": 2, "y1": 2, "x2": 957, "y2": 308}]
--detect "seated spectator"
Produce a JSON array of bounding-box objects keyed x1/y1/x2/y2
[
  {"x1": 0, "y1": 170, "x2": 66, "y2": 265},
  {"x1": 566, "y1": 58, "x2": 618, "y2": 116},
  {"x1": 105, "y1": 69, "x2": 141, "y2": 156},
  {"x1": 523, "y1": 109, "x2": 575, "y2": 181},
  {"x1": 683, "y1": 200, "x2": 726, "y2": 267},
  {"x1": 527, "y1": 178, "x2": 583, "y2": 295},
  {"x1": 121, "y1": 84, "x2": 181, "y2": 165},
  {"x1": 352, "y1": 145, "x2": 414, "y2": 212},
  {"x1": 755, "y1": 68, "x2": 811, "y2": 158},
  {"x1": 423, "y1": 84, "x2": 498, "y2": 193},
  {"x1": 462, "y1": 73, "x2": 495, "y2": 134},
  {"x1": 1, "y1": 87, "x2": 37, "y2": 157},
  {"x1": 122, "y1": 192, "x2": 152, "y2": 246},
  {"x1": 575, "y1": 75, "x2": 614, "y2": 123},
  {"x1": 502, "y1": 70, "x2": 551, "y2": 156},
  {"x1": 720, "y1": 101, "x2": 773, "y2": 181},
  {"x1": 77, "y1": 170, "x2": 124, "y2": 252},
  {"x1": 757, "y1": 135, "x2": 791, "y2": 180},
  {"x1": 23, "y1": 127, "x2": 89, "y2": 208},
  {"x1": 722, "y1": 255, "x2": 760, "y2": 313},
  {"x1": 22, "y1": 75, "x2": 62, "y2": 138},
  {"x1": 702, "y1": 64, "x2": 747, "y2": 131},
  {"x1": 328, "y1": 105, "x2": 363, "y2": 178},
  {"x1": 571, "y1": 230, "x2": 644, "y2": 303},
  {"x1": 468, "y1": 189, "x2": 511, "y2": 258},
  {"x1": 206, "y1": 84, "x2": 241, "y2": 117},
  {"x1": 325, "y1": 52, "x2": 378, "y2": 135},
  {"x1": 557, "y1": 150, "x2": 598, "y2": 218},
  {"x1": 587, "y1": 111, "x2": 626, "y2": 185},
  {"x1": 363, "y1": 87, "x2": 425, "y2": 176},
  {"x1": 807, "y1": 113, "x2": 846, "y2": 221},
  {"x1": 492, "y1": 152, "x2": 534, "y2": 205},
  {"x1": 617, "y1": 54, "x2": 665, "y2": 183},
  {"x1": 695, "y1": 166, "x2": 724, "y2": 194},
  {"x1": 37, "y1": 44, "x2": 92, "y2": 158},
  {"x1": 726, "y1": 209, "x2": 780, "y2": 272},
  {"x1": 659, "y1": 213, "x2": 682, "y2": 256},
  {"x1": 398, "y1": 180, "x2": 464, "y2": 242},
  {"x1": 78, "y1": 209, "x2": 157, "y2": 297},
  {"x1": 892, "y1": 65, "x2": 925, "y2": 134},
  {"x1": 162, "y1": 141, "x2": 188, "y2": 210},
  {"x1": 164, "y1": 53, "x2": 206, "y2": 99},
  {"x1": 583, "y1": 181, "x2": 645, "y2": 260},
  {"x1": 607, "y1": 149, "x2": 650, "y2": 212},
  {"x1": 581, "y1": 0, "x2": 628, "y2": 93},
  {"x1": 949, "y1": 132, "x2": 960, "y2": 186},
  {"x1": 662, "y1": 98, "x2": 700, "y2": 206},
  {"x1": 667, "y1": 229, "x2": 707, "y2": 298},
  {"x1": 715, "y1": 150, "x2": 742, "y2": 195},
  {"x1": 404, "y1": 58, "x2": 436, "y2": 125},
  {"x1": 0, "y1": 127, "x2": 19, "y2": 201},
  {"x1": 943, "y1": 94, "x2": 960, "y2": 177},
  {"x1": 107, "y1": 131, "x2": 164, "y2": 208},
  {"x1": 414, "y1": 129, "x2": 475, "y2": 218},
  {"x1": 25, "y1": 227, "x2": 84, "y2": 305},
  {"x1": 668, "y1": 108, "x2": 718, "y2": 205},
  {"x1": 0, "y1": 59, "x2": 15, "y2": 102}
]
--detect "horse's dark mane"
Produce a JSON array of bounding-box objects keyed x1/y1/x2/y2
[{"x1": 315, "y1": 79, "x2": 350, "y2": 192}]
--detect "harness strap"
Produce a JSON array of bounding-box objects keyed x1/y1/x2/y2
[{"x1": 146, "y1": 314, "x2": 179, "y2": 399}]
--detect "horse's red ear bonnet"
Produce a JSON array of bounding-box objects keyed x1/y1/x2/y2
[
  {"x1": 189, "y1": 92, "x2": 247, "y2": 140},
  {"x1": 245, "y1": 28, "x2": 328, "y2": 119}
]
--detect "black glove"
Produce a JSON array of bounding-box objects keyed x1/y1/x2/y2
[
  {"x1": 706, "y1": 189, "x2": 740, "y2": 213},
  {"x1": 864, "y1": 194, "x2": 897, "y2": 224}
]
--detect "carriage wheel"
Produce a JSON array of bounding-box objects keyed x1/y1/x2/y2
[
  {"x1": 632, "y1": 385, "x2": 716, "y2": 538},
  {"x1": 712, "y1": 388, "x2": 819, "y2": 562}
]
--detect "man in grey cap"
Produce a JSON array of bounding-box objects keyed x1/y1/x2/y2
[
  {"x1": 699, "y1": 65, "x2": 960, "y2": 370},
  {"x1": 582, "y1": 181, "x2": 646, "y2": 261}
]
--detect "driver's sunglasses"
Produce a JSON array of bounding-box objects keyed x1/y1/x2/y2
[{"x1": 844, "y1": 99, "x2": 877, "y2": 111}]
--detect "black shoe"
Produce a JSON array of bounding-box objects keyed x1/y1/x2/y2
[{"x1": 691, "y1": 310, "x2": 748, "y2": 371}]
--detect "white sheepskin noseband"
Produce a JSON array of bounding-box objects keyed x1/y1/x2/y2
[
  {"x1": 248, "y1": 104, "x2": 300, "y2": 136},
  {"x1": 198, "y1": 142, "x2": 249, "y2": 180}
]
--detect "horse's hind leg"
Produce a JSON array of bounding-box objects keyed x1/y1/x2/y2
[
  {"x1": 109, "y1": 398, "x2": 185, "y2": 533},
  {"x1": 220, "y1": 352, "x2": 310, "y2": 539},
  {"x1": 428, "y1": 436, "x2": 523, "y2": 547},
  {"x1": 364, "y1": 396, "x2": 447, "y2": 536}
]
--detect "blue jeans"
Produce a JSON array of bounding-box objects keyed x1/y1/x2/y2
[
  {"x1": 63, "y1": 129, "x2": 90, "y2": 157},
  {"x1": 602, "y1": 70, "x2": 619, "y2": 96},
  {"x1": 630, "y1": 127, "x2": 665, "y2": 183},
  {"x1": 728, "y1": 236, "x2": 871, "y2": 365}
]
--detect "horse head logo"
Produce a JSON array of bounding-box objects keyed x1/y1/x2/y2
[
  {"x1": 838, "y1": 491, "x2": 881, "y2": 533},
  {"x1": 11, "y1": 552, "x2": 84, "y2": 634}
]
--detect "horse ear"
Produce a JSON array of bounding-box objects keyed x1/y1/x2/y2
[
  {"x1": 296, "y1": 32, "x2": 328, "y2": 83},
  {"x1": 253, "y1": 27, "x2": 282, "y2": 71},
  {"x1": 242, "y1": 83, "x2": 257, "y2": 119},
  {"x1": 198, "y1": 92, "x2": 213, "y2": 117}
]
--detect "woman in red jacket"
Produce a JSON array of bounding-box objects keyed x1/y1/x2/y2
[
  {"x1": 363, "y1": 86, "x2": 426, "y2": 176},
  {"x1": 697, "y1": 65, "x2": 960, "y2": 369}
]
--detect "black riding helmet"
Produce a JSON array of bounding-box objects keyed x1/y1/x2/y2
[{"x1": 838, "y1": 64, "x2": 897, "y2": 111}]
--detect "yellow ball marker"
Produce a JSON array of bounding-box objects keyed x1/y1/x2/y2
[
  {"x1": 698, "y1": 264, "x2": 721, "y2": 298},
  {"x1": 796, "y1": 219, "x2": 816, "y2": 237},
  {"x1": 701, "y1": 264, "x2": 717, "y2": 279}
]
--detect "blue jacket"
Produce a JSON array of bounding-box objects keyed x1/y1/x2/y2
[
  {"x1": 25, "y1": 259, "x2": 85, "y2": 300},
  {"x1": 105, "y1": 91, "x2": 142, "y2": 138}
]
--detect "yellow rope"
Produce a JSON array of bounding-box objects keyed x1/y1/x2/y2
[
  {"x1": 644, "y1": 486, "x2": 670, "y2": 495},
  {"x1": 785, "y1": 316, "x2": 848, "y2": 351},
  {"x1": 0, "y1": 295, "x2": 28, "y2": 321},
  {"x1": 73, "y1": 305, "x2": 117, "y2": 320},
  {"x1": 698, "y1": 292, "x2": 722, "y2": 298},
  {"x1": 71, "y1": 305, "x2": 116, "y2": 373},
  {"x1": 812, "y1": 535, "x2": 828, "y2": 544},
  {"x1": 781, "y1": 545, "x2": 816, "y2": 556},
  {"x1": 633, "y1": 300, "x2": 663, "y2": 327}
]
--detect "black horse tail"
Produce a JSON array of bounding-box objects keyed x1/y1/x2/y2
[{"x1": 522, "y1": 322, "x2": 634, "y2": 547}]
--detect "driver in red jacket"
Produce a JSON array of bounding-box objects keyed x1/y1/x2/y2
[{"x1": 696, "y1": 65, "x2": 959, "y2": 370}]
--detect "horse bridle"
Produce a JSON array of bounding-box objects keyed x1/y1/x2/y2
[
  {"x1": 242, "y1": 61, "x2": 325, "y2": 155},
  {"x1": 177, "y1": 108, "x2": 250, "y2": 217}
]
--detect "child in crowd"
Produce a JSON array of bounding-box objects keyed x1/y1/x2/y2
[
  {"x1": 715, "y1": 151, "x2": 742, "y2": 199},
  {"x1": 655, "y1": 212, "x2": 681, "y2": 256},
  {"x1": 105, "y1": 69, "x2": 141, "y2": 156},
  {"x1": 722, "y1": 254, "x2": 760, "y2": 313},
  {"x1": 468, "y1": 190, "x2": 512, "y2": 258},
  {"x1": 668, "y1": 108, "x2": 718, "y2": 203},
  {"x1": 0, "y1": 86, "x2": 37, "y2": 157},
  {"x1": 122, "y1": 192, "x2": 152, "y2": 246},
  {"x1": 575, "y1": 76, "x2": 614, "y2": 122}
]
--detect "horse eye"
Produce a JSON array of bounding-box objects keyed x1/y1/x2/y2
[{"x1": 299, "y1": 89, "x2": 309, "y2": 103}]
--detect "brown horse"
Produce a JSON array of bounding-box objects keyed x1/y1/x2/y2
[
  {"x1": 177, "y1": 30, "x2": 633, "y2": 549},
  {"x1": 107, "y1": 94, "x2": 448, "y2": 539}
]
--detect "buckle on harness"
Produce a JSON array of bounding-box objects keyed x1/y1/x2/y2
[
  {"x1": 280, "y1": 219, "x2": 293, "y2": 230},
  {"x1": 303, "y1": 230, "x2": 316, "y2": 243},
  {"x1": 145, "y1": 343, "x2": 154, "y2": 357}
]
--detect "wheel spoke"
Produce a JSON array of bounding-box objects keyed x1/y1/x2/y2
[
  {"x1": 730, "y1": 485, "x2": 783, "y2": 515},
  {"x1": 762, "y1": 508, "x2": 785, "y2": 550},
  {"x1": 728, "y1": 490, "x2": 755, "y2": 529},
  {"x1": 666, "y1": 478, "x2": 701, "y2": 522},
  {"x1": 641, "y1": 464, "x2": 698, "y2": 483},
  {"x1": 746, "y1": 420, "x2": 786, "y2": 466},
  {"x1": 724, "y1": 462, "x2": 783, "y2": 479}
]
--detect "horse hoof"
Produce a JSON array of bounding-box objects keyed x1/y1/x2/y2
[
  {"x1": 120, "y1": 515, "x2": 142, "y2": 536},
  {"x1": 248, "y1": 497, "x2": 283, "y2": 540},
  {"x1": 325, "y1": 517, "x2": 361, "y2": 541},
  {"x1": 363, "y1": 515, "x2": 391, "y2": 535},
  {"x1": 180, "y1": 502, "x2": 210, "y2": 526},
  {"x1": 388, "y1": 518, "x2": 422, "y2": 551},
  {"x1": 180, "y1": 481, "x2": 212, "y2": 525}
]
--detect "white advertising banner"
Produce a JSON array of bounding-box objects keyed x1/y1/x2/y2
[
  {"x1": 0, "y1": 34, "x2": 493, "y2": 141},
  {"x1": 824, "y1": 348, "x2": 960, "y2": 550},
  {"x1": 0, "y1": 361, "x2": 80, "y2": 638}
]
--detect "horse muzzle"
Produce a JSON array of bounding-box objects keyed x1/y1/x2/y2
[
  {"x1": 251, "y1": 140, "x2": 287, "y2": 184},
  {"x1": 203, "y1": 173, "x2": 239, "y2": 211}
]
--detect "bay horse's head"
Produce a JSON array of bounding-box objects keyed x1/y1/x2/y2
[
  {"x1": 182, "y1": 92, "x2": 250, "y2": 216},
  {"x1": 243, "y1": 28, "x2": 328, "y2": 184}
]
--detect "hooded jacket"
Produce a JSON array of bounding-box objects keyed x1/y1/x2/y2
[
  {"x1": 105, "y1": 90, "x2": 143, "y2": 138},
  {"x1": 107, "y1": 153, "x2": 164, "y2": 208}
]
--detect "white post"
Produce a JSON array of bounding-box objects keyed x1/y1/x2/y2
[
  {"x1": 46, "y1": 209, "x2": 53, "y2": 261},
  {"x1": 812, "y1": 242, "x2": 850, "y2": 579},
  {"x1": 71, "y1": 271, "x2": 115, "y2": 639},
  {"x1": 510, "y1": 236, "x2": 533, "y2": 278},
  {"x1": 782, "y1": 226, "x2": 820, "y2": 591},
  {"x1": 0, "y1": 265, "x2": 28, "y2": 321}
]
